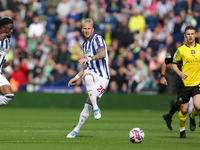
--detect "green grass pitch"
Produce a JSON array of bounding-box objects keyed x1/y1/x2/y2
[{"x1": 0, "y1": 108, "x2": 199, "y2": 150}]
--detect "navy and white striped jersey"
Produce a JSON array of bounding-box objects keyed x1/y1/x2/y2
[
  {"x1": 81, "y1": 33, "x2": 110, "y2": 79},
  {"x1": 0, "y1": 37, "x2": 10, "y2": 73}
]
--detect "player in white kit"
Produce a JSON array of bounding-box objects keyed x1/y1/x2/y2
[
  {"x1": 67, "y1": 19, "x2": 110, "y2": 138},
  {"x1": 0, "y1": 17, "x2": 14, "y2": 105}
]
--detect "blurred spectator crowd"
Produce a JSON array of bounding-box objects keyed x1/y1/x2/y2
[{"x1": 1, "y1": 0, "x2": 200, "y2": 94}]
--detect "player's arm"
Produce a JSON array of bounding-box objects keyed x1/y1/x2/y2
[
  {"x1": 171, "y1": 50, "x2": 188, "y2": 79},
  {"x1": 77, "y1": 64, "x2": 86, "y2": 78},
  {"x1": 78, "y1": 48, "x2": 106, "y2": 65},
  {"x1": 89, "y1": 48, "x2": 106, "y2": 60},
  {"x1": 160, "y1": 54, "x2": 173, "y2": 85},
  {"x1": 2, "y1": 59, "x2": 8, "y2": 68},
  {"x1": 171, "y1": 63, "x2": 188, "y2": 79},
  {"x1": 160, "y1": 62, "x2": 167, "y2": 85},
  {"x1": 68, "y1": 64, "x2": 86, "y2": 87}
]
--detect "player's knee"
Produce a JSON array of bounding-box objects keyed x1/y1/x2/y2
[
  {"x1": 85, "y1": 75, "x2": 93, "y2": 84},
  {"x1": 194, "y1": 106, "x2": 200, "y2": 111},
  {"x1": 181, "y1": 109, "x2": 188, "y2": 115},
  {"x1": 5, "y1": 94, "x2": 14, "y2": 101},
  {"x1": 178, "y1": 110, "x2": 187, "y2": 118}
]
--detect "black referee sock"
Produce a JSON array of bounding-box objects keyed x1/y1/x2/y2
[{"x1": 169, "y1": 101, "x2": 180, "y2": 117}]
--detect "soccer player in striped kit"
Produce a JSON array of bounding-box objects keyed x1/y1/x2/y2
[
  {"x1": 67, "y1": 19, "x2": 110, "y2": 138},
  {"x1": 0, "y1": 17, "x2": 14, "y2": 105}
]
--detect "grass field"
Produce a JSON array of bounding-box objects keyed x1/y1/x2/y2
[{"x1": 0, "y1": 107, "x2": 199, "y2": 150}]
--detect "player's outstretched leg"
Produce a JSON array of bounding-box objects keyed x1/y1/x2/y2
[{"x1": 67, "y1": 103, "x2": 92, "y2": 138}]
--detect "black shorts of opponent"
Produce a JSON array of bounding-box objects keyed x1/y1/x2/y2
[{"x1": 177, "y1": 84, "x2": 200, "y2": 104}]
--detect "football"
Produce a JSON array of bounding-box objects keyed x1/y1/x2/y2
[{"x1": 129, "y1": 128, "x2": 145, "y2": 143}]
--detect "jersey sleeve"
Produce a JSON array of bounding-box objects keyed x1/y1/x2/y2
[
  {"x1": 165, "y1": 54, "x2": 173, "y2": 64},
  {"x1": 173, "y1": 49, "x2": 182, "y2": 64},
  {"x1": 95, "y1": 35, "x2": 105, "y2": 50}
]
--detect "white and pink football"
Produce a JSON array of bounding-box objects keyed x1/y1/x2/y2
[{"x1": 129, "y1": 128, "x2": 145, "y2": 143}]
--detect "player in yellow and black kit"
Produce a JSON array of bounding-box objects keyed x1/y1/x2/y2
[{"x1": 172, "y1": 26, "x2": 200, "y2": 138}]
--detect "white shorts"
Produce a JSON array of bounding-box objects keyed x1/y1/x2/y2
[
  {"x1": 0, "y1": 74, "x2": 10, "y2": 86},
  {"x1": 82, "y1": 69, "x2": 109, "y2": 99}
]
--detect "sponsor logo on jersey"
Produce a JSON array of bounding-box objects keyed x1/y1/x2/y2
[
  {"x1": 0, "y1": 47, "x2": 7, "y2": 53},
  {"x1": 191, "y1": 50, "x2": 195, "y2": 54},
  {"x1": 186, "y1": 58, "x2": 200, "y2": 64}
]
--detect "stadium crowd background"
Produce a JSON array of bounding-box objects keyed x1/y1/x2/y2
[{"x1": 1, "y1": 0, "x2": 200, "y2": 94}]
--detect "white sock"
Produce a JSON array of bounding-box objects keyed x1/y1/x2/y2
[
  {"x1": 180, "y1": 128, "x2": 185, "y2": 132},
  {"x1": 85, "y1": 75, "x2": 98, "y2": 110},
  {"x1": 74, "y1": 103, "x2": 93, "y2": 132}
]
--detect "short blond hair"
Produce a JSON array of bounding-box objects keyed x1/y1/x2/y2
[{"x1": 82, "y1": 18, "x2": 93, "y2": 27}]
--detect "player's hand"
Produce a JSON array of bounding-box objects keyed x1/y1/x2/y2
[
  {"x1": 179, "y1": 72, "x2": 188, "y2": 79},
  {"x1": 78, "y1": 58, "x2": 89, "y2": 65},
  {"x1": 0, "y1": 33, "x2": 8, "y2": 40},
  {"x1": 68, "y1": 77, "x2": 78, "y2": 87},
  {"x1": 160, "y1": 77, "x2": 168, "y2": 85},
  {"x1": 2, "y1": 59, "x2": 8, "y2": 68}
]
